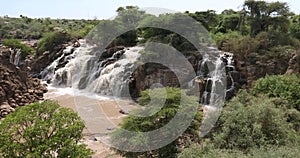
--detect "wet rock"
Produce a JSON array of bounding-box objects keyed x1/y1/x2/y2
[
  {"x1": 73, "y1": 41, "x2": 81, "y2": 47},
  {"x1": 119, "y1": 109, "x2": 129, "y2": 115},
  {"x1": 100, "y1": 46, "x2": 125, "y2": 59}
]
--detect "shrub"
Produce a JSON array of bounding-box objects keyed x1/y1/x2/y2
[
  {"x1": 2, "y1": 39, "x2": 34, "y2": 54},
  {"x1": 212, "y1": 90, "x2": 293, "y2": 151},
  {"x1": 0, "y1": 100, "x2": 93, "y2": 157},
  {"x1": 37, "y1": 31, "x2": 71, "y2": 55},
  {"x1": 178, "y1": 143, "x2": 300, "y2": 158},
  {"x1": 251, "y1": 74, "x2": 300, "y2": 110},
  {"x1": 178, "y1": 143, "x2": 246, "y2": 158},
  {"x1": 111, "y1": 87, "x2": 202, "y2": 158}
]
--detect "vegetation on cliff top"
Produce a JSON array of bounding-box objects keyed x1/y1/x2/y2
[{"x1": 2, "y1": 39, "x2": 34, "y2": 54}]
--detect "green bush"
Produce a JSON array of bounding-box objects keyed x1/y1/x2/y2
[
  {"x1": 111, "y1": 87, "x2": 202, "y2": 158},
  {"x1": 211, "y1": 31, "x2": 243, "y2": 50},
  {"x1": 2, "y1": 39, "x2": 34, "y2": 54},
  {"x1": 0, "y1": 100, "x2": 93, "y2": 157},
  {"x1": 247, "y1": 145, "x2": 300, "y2": 158},
  {"x1": 37, "y1": 31, "x2": 71, "y2": 55},
  {"x1": 178, "y1": 143, "x2": 246, "y2": 158},
  {"x1": 251, "y1": 74, "x2": 300, "y2": 110},
  {"x1": 213, "y1": 90, "x2": 293, "y2": 151},
  {"x1": 178, "y1": 143, "x2": 300, "y2": 158}
]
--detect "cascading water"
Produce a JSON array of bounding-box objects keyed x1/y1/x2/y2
[
  {"x1": 42, "y1": 40, "x2": 143, "y2": 97},
  {"x1": 9, "y1": 48, "x2": 22, "y2": 66},
  {"x1": 41, "y1": 40, "x2": 237, "y2": 136},
  {"x1": 87, "y1": 47, "x2": 142, "y2": 96},
  {"x1": 193, "y1": 47, "x2": 236, "y2": 136}
]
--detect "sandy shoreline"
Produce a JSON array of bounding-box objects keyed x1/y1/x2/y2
[{"x1": 44, "y1": 88, "x2": 137, "y2": 157}]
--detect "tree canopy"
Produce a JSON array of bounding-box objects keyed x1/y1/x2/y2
[
  {"x1": 0, "y1": 100, "x2": 93, "y2": 157},
  {"x1": 111, "y1": 87, "x2": 202, "y2": 158}
]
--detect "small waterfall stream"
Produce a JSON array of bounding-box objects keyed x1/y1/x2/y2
[
  {"x1": 193, "y1": 47, "x2": 236, "y2": 135},
  {"x1": 9, "y1": 48, "x2": 22, "y2": 66}
]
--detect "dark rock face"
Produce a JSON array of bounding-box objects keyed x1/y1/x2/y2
[
  {"x1": 30, "y1": 45, "x2": 65, "y2": 76},
  {"x1": 99, "y1": 46, "x2": 125, "y2": 60},
  {"x1": 129, "y1": 50, "x2": 243, "y2": 101},
  {"x1": 129, "y1": 53, "x2": 202, "y2": 98},
  {"x1": 235, "y1": 54, "x2": 291, "y2": 88},
  {"x1": 129, "y1": 64, "x2": 181, "y2": 98},
  {"x1": 0, "y1": 55, "x2": 47, "y2": 119}
]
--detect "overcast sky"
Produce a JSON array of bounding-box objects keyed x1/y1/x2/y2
[{"x1": 1, "y1": 0, "x2": 299, "y2": 19}]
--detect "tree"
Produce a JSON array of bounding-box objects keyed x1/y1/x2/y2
[
  {"x1": 216, "y1": 13, "x2": 240, "y2": 33},
  {"x1": 0, "y1": 100, "x2": 93, "y2": 157},
  {"x1": 111, "y1": 87, "x2": 202, "y2": 157},
  {"x1": 291, "y1": 15, "x2": 300, "y2": 40},
  {"x1": 243, "y1": 0, "x2": 290, "y2": 37},
  {"x1": 186, "y1": 10, "x2": 218, "y2": 31}
]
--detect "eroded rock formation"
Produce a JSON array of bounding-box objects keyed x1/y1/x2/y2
[{"x1": 0, "y1": 54, "x2": 47, "y2": 119}]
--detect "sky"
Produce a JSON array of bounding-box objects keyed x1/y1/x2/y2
[{"x1": 1, "y1": 0, "x2": 299, "y2": 20}]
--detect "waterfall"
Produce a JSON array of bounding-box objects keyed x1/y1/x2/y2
[
  {"x1": 41, "y1": 39, "x2": 237, "y2": 137},
  {"x1": 42, "y1": 40, "x2": 143, "y2": 97},
  {"x1": 9, "y1": 48, "x2": 22, "y2": 66},
  {"x1": 42, "y1": 41, "x2": 236, "y2": 100},
  {"x1": 193, "y1": 47, "x2": 236, "y2": 136},
  {"x1": 195, "y1": 48, "x2": 236, "y2": 106},
  {"x1": 86, "y1": 47, "x2": 142, "y2": 96}
]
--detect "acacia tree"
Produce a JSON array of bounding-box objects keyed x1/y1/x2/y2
[
  {"x1": 0, "y1": 100, "x2": 93, "y2": 157},
  {"x1": 243, "y1": 0, "x2": 290, "y2": 37}
]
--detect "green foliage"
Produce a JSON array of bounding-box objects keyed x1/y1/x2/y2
[
  {"x1": 178, "y1": 143, "x2": 246, "y2": 158},
  {"x1": 115, "y1": 6, "x2": 145, "y2": 28},
  {"x1": 246, "y1": 145, "x2": 300, "y2": 158},
  {"x1": 186, "y1": 10, "x2": 218, "y2": 31},
  {"x1": 138, "y1": 13, "x2": 210, "y2": 54},
  {"x1": 111, "y1": 87, "x2": 202, "y2": 158},
  {"x1": 37, "y1": 31, "x2": 71, "y2": 55},
  {"x1": 212, "y1": 31, "x2": 243, "y2": 50},
  {"x1": 178, "y1": 143, "x2": 300, "y2": 158},
  {"x1": 87, "y1": 6, "x2": 146, "y2": 48},
  {"x1": 213, "y1": 90, "x2": 294, "y2": 151},
  {"x1": 0, "y1": 100, "x2": 93, "y2": 157},
  {"x1": 0, "y1": 16, "x2": 98, "y2": 40},
  {"x1": 252, "y1": 75, "x2": 300, "y2": 110},
  {"x1": 291, "y1": 15, "x2": 300, "y2": 40},
  {"x1": 216, "y1": 11, "x2": 240, "y2": 33},
  {"x1": 243, "y1": 0, "x2": 290, "y2": 37},
  {"x1": 179, "y1": 78, "x2": 300, "y2": 157},
  {"x1": 2, "y1": 39, "x2": 34, "y2": 54}
]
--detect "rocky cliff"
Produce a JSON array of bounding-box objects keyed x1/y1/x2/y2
[
  {"x1": 235, "y1": 52, "x2": 299, "y2": 88},
  {"x1": 0, "y1": 52, "x2": 47, "y2": 119}
]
